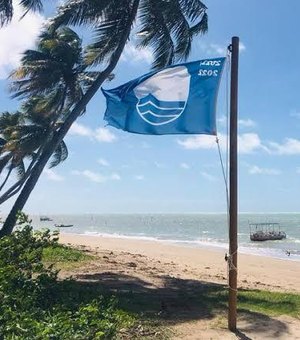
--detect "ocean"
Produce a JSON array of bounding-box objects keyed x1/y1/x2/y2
[{"x1": 30, "y1": 213, "x2": 300, "y2": 261}]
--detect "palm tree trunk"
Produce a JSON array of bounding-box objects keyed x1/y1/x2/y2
[{"x1": 0, "y1": 0, "x2": 140, "y2": 237}]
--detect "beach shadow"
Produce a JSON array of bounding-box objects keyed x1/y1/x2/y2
[
  {"x1": 72, "y1": 271, "x2": 292, "y2": 337},
  {"x1": 237, "y1": 309, "x2": 290, "y2": 339}
]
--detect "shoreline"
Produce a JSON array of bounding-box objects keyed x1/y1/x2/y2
[
  {"x1": 59, "y1": 232, "x2": 300, "y2": 293},
  {"x1": 60, "y1": 230, "x2": 300, "y2": 262}
]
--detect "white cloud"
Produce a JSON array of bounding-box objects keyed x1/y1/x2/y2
[
  {"x1": 71, "y1": 170, "x2": 121, "y2": 183},
  {"x1": 218, "y1": 116, "x2": 256, "y2": 128},
  {"x1": 267, "y1": 138, "x2": 300, "y2": 155},
  {"x1": 94, "y1": 128, "x2": 117, "y2": 143},
  {"x1": 98, "y1": 158, "x2": 110, "y2": 167},
  {"x1": 135, "y1": 175, "x2": 144, "y2": 180},
  {"x1": 248, "y1": 165, "x2": 281, "y2": 175},
  {"x1": 177, "y1": 134, "x2": 218, "y2": 150},
  {"x1": 111, "y1": 173, "x2": 121, "y2": 180},
  {"x1": 180, "y1": 162, "x2": 190, "y2": 169},
  {"x1": 44, "y1": 169, "x2": 64, "y2": 182},
  {"x1": 238, "y1": 133, "x2": 264, "y2": 154},
  {"x1": 239, "y1": 42, "x2": 246, "y2": 52},
  {"x1": 200, "y1": 171, "x2": 217, "y2": 181},
  {"x1": 70, "y1": 122, "x2": 93, "y2": 138},
  {"x1": 0, "y1": 1, "x2": 45, "y2": 79},
  {"x1": 70, "y1": 122, "x2": 117, "y2": 143},
  {"x1": 121, "y1": 42, "x2": 153, "y2": 64},
  {"x1": 199, "y1": 41, "x2": 246, "y2": 57},
  {"x1": 178, "y1": 133, "x2": 300, "y2": 156},
  {"x1": 178, "y1": 133, "x2": 264, "y2": 154},
  {"x1": 238, "y1": 119, "x2": 256, "y2": 128},
  {"x1": 296, "y1": 168, "x2": 300, "y2": 174}
]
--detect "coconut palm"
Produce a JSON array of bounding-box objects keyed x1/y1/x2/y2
[
  {"x1": 51, "y1": 0, "x2": 208, "y2": 70},
  {"x1": 0, "y1": 112, "x2": 26, "y2": 190},
  {"x1": 1, "y1": 0, "x2": 208, "y2": 236},
  {"x1": 0, "y1": 98, "x2": 69, "y2": 203},
  {"x1": 0, "y1": 25, "x2": 89, "y2": 235}
]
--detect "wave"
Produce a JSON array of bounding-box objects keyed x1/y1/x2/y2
[
  {"x1": 136, "y1": 94, "x2": 185, "y2": 125},
  {"x1": 79, "y1": 231, "x2": 300, "y2": 262}
]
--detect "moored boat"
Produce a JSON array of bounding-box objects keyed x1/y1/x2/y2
[
  {"x1": 249, "y1": 223, "x2": 286, "y2": 241},
  {"x1": 40, "y1": 216, "x2": 52, "y2": 221},
  {"x1": 54, "y1": 224, "x2": 74, "y2": 228}
]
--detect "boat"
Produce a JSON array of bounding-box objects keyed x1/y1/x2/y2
[
  {"x1": 40, "y1": 216, "x2": 53, "y2": 221},
  {"x1": 249, "y1": 222, "x2": 286, "y2": 241},
  {"x1": 54, "y1": 224, "x2": 74, "y2": 228}
]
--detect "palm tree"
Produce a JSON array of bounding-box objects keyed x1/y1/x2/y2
[
  {"x1": 1, "y1": 0, "x2": 208, "y2": 236},
  {"x1": 0, "y1": 98, "x2": 69, "y2": 203},
  {"x1": 0, "y1": 112, "x2": 26, "y2": 190}
]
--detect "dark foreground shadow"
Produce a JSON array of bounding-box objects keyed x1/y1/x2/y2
[{"x1": 55, "y1": 271, "x2": 296, "y2": 338}]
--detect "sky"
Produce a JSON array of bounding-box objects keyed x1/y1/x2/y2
[{"x1": 1, "y1": 0, "x2": 300, "y2": 214}]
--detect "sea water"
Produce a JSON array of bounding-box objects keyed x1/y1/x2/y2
[{"x1": 29, "y1": 213, "x2": 300, "y2": 261}]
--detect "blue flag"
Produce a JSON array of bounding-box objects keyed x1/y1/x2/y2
[{"x1": 102, "y1": 58, "x2": 225, "y2": 135}]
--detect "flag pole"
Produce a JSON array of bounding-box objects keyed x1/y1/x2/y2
[{"x1": 228, "y1": 36, "x2": 239, "y2": 332}]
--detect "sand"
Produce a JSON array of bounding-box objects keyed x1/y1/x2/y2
[{"x1": 59, "y1": 233, "x2": 300, "y2": 339}]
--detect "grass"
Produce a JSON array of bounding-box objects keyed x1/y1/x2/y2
[
  {"x1": 42, "y1": 244, "x2": 93, "y2": 269},
  {"x1": 40, "y1": 243, "x2": 300, "y2": 336},
  {"x1": 238, "y1": 289, "x2": 300, "y2": 318},
  {"x1": 44, "y1": 245, "x2": 300, "y2": 321}
]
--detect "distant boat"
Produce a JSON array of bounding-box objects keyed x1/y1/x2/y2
[
  {"x1": 54, "y1": 224, "x2": 74, "y2": 228},
  {"x1": 249, "y1": 222, "x2": 286, "y2": 241},
  {"x1": 40, "y1": 216, "x2": 53, "y2": 221}
]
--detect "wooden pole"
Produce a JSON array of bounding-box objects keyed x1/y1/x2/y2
[{"x1": 228, "y1": 36, "x2": 239, "y2": 332}]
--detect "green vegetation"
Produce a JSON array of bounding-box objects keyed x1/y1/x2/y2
[
  {"x1": 0, "y1": 214, "x2": 299, "y2": 338},
  {"x1": 42, "y1": 243, "x2": 92, "y2": 270},
  {"x1": 0, "y1": 215, "x2": 135, "y2": 339},
  {"x1": 43, "y1": 244, "x2": 91, "y2": 263},
  {"x1": 238, "y1": 289, "x2": 300, "y2": 318},
  {"x1": 113, "y1": 281, "x2": 300, "y2": 322}
]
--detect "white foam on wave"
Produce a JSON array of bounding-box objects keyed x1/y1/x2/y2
[{"x1": 79, "y1": 231, "x2": 300, "y2": 262}]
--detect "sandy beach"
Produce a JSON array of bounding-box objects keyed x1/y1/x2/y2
[
  {"x1": 60, "y1": 233, "x2": 300, "y2": 293},
  {"x1": 59, "y1": 233, "x2": 300, "y2": 339}
]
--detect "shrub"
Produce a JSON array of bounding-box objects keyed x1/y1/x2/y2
[{"x1": 0, "y1": 213, "x2": 134, "y2": 339}]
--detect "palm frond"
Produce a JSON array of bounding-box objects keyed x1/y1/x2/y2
[
  {"x1": 178, "y1": 0, "x2": 207, "y2": 22},
  {"x1": 21, "y1": 89, "x2": 66, "y2": 121},
  {"x1": 12, "y1": 161, "x2": 26, "y2": 180},
  {"x1": 0, "y1": 0, "x2": 13, "y2": 26},
  {"x1": 10, "y1": 26, "x2": 85, "y2": 101},
  {"x1": 0, "y1": 153, "x2": 12, "y2": 173},
  {"x1": 0, "y1": 112, "x2": 23, "y2": 130},
  {"x1": 161, "y1": 0, "x2": 192, "y2": 60},
  {"x1": 20, "y1": 0, "x2": 43, "y2": 13},
  {"x1": 137, "y1": 0, "x2": 208, "y2": 70},
  {"x1": 49, "y1": 140, "x2": 68, "y2": 168},
  {"x1": 0, "y1": 0, "x2": 43, "y2": 26},
  {"x1": 84, "y1": 0, "x2": 134, "y2": 66},
  {"x1": 190, "y1": 12, "x2": 208, "y2": 35},
  {"x1": 137, "y1": 0, "x2": 175, "y2": 70},
  {"x1": 49, "y1": 0, "x2": 111, "y2": 29}
]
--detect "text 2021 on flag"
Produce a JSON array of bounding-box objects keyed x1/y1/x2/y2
[{"x1": 102, "y1": 58, "x2": 225, "y2": 135}]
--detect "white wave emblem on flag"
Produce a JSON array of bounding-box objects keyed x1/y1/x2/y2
[{"x1": 134, "y1": 66, "x2": 191, "y2": 126}]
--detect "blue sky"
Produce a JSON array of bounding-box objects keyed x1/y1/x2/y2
[{"x1": 1, "y1": 0, "x2": 300, "y2": 214}]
